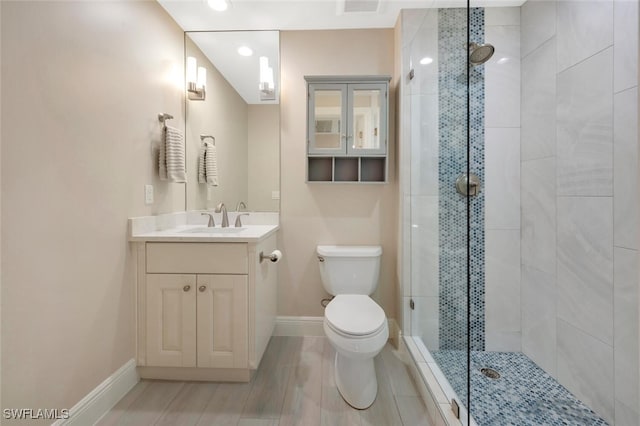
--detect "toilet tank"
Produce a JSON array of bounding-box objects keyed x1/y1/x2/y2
[{"x1": 317, "y1": 245, "x2": 382, "y2": 295}]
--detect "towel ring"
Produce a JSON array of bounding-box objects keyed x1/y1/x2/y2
[{"x1": 200, "y1": 135, "x2": 215, "y2": 145}]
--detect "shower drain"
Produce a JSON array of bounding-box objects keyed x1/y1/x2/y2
[{"x1": 480, "y1": 368, "x2": 501, "y2": 379}]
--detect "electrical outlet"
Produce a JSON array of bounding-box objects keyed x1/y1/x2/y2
[
  {"x1": 144, "y1": 184, "x2": 154, "y2": 205},
  {"x1": 271, "y1": 190, "x2": 280, "y2": 200}
]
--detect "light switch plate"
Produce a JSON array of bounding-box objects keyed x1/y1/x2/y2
[
  {"x1": 272, "y1": 190, "x2": 280, "y2": 200},
  {"x1": 144, "y1": 184, "x2": 154, "y2": 205}
]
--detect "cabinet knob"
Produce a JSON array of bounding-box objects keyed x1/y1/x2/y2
[
  {"x1": 199, "y1": 285, "x2": 207, "y2": 292},
  {"x1": 183, "y1": 285, "x2": 191, "y2": 292}
]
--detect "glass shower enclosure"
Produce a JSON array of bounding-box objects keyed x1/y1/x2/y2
[{"x1": 403, "y1": 1, "x2": 629, "y2": 425}]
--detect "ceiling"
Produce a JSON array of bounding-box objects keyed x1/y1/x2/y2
[
  {"x1": 159, "y1": 0, "x2": 524, "y2": 104},
  {"x1": 159, "y1": 0, "x2": 524, "y2": 32}
]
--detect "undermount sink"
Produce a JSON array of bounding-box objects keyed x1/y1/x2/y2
[{"x1": 181, "y1": 227, "x2": 245, "y2": 234}]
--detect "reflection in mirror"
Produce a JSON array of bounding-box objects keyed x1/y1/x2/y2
[
  {"x1": 352, "y1": 89, "x2": 381, "y2": 150},
  {"x1": 314, "y1": 90, "x2": 343, "y2": 150},
  {"x1": 185, "y1": 31, "x2": 280, "y2": 212}
]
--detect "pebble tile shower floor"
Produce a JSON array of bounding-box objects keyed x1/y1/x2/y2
[{"x1": 432, "y1": 350, "x2": 608, "y2": 426}]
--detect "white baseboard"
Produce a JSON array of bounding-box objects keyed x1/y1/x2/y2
[
  {"x1": 274, "y1": 316, "x2": 400, "y2": 339},
  {"x1": 388, "y1": 318, "x2": 400, "y2": 346},
  {"x1": 273, "y1": 316, "x2": 324, "y2": 336},
  {"x1": 53, "y1": 359, "x2": 139, "y2": 426}
]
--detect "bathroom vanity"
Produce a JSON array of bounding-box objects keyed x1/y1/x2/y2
[{"x1": 129, "y1": 212, "x2": 279, "y2": 382}]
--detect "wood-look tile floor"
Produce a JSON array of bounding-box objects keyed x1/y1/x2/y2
[{"x1": 98, "y1": 336, "x2": 431, "y2": 426}]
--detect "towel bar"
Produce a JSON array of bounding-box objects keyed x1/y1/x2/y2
[
  {"x1": 200, "y1": 135, "x2": 215, "y2": 145},
  {"x1": 158, "y1": 113, "x2": 174, "y2": 124}
]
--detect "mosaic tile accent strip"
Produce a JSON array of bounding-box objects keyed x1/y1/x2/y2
[
  {"x1": 438, "y1": 7, "x2": 486, "y2": 353},
  {"x1": 432, "y1": 350, "x2": 609, "y2": 426}
]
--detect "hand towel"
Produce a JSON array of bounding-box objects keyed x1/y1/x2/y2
[
  {"x1": 205, "y1": 142, "x2": 218, "y2": 186},
  {"x1": 198, "y1": 143, "x2": 207, "y2": 184},
  {"x1": 163, "y1": 125, "x2": 187, "y2": 183},
  {"x1": 158, "y1": 131, "x2": 167, "y2": 180}
]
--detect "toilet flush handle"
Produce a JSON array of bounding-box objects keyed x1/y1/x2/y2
[{"x1": 318, "y1": 256, "x2": 325, "y2": 262}]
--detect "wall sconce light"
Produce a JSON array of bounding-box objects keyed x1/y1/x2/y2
[
  {"x1": 186, "y1": 56, "x2": 206, "y2": 101},
  {"x1": 259, "y1": 56, "x2": 275, "y2": 101}
]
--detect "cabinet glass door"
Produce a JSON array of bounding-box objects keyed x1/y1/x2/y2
[
  {"x1": 347, "y1": 83, "x2": 387, "y2": 156},
  {"x1": 308, "y1": 83, "x2": 347, "y2": 155}
]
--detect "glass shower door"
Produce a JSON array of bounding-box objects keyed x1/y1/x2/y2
[{"x1": 407, "y1": 4, "x2": 473, "y2": 425}]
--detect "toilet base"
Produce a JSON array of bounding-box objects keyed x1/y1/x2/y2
[{"x1": 334, "y1": 352, "x2": 377, "y2": 409}]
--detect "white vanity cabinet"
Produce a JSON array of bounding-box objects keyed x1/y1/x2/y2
[
  {"x1": 145, "y1": 272, "x2": 248, "y2": 370},
  {"x1": 134, "y1": 233, "x2": 278, "y2": 382}
]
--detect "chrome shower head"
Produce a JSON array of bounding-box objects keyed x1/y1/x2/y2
[{"x1": 469, "y1": 42, "x2": 495, "y2": 66}]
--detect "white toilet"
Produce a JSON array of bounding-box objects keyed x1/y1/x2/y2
[{"x1": 317, "y1": 245, "x2": 389, "y2": 409}]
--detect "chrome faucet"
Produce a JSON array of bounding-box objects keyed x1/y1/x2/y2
[
  {"x1": 201, "y1": 212, "x2": 215, "y2": 227},
  {"x1": 215, "y1": 202, "x2": 229, "y2": 227},
  {"x1": 235, "y1": 213, "x2": 249, "y2": 227},
  {"x1": 235, "y1": 201, "x2": 247, "y2": 212}
]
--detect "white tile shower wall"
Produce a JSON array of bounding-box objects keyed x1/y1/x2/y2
[
  {"x1": 613, "y1": 0, "x2": 638, "y2": 93},
  {"x1": 521, "y1": 264, "x2": 557, "y2": 376},
  {"x1": 557, "y1": 197, "x2": 614, "y2": 346},
  {"x1": 485, "y1": 229, "x2": 521, "y2": 351},
  {"x1": 613, "y1": 87, "x2": 639, "y2": 250},
  {"x1": 521, "y1": 157, "x2": 557, "y2": 274},
  {"x1": 613, "y1": 247, "x2": 639, "y2": 417},
  {"x1": 484, "y1": 9, "x2": 521, "y2": 352},
  {"x1": 557, "y1": 319, "x2": 615, "y2": 424},
  {"x1": 521, "y1": 0, "x2": 639, "y2": 423},
  {"x1": 485, "y1": 128, "x2": 521, "y2": 230},
  {"x1": 485, "y1": 25, "x2": 521, "y2": 128},
  {"x1": 520, "y1": 0, "x2": 556, "y2": 58},
  {"x1": 410, "y1": 196, "x2": 439, "y2": 298},
  {"x1": 410, "y1": 94, "x2": 439, "y2": 197},
  {"x1": 521, "y1": 36, "x2": 556, "y2": 161},
  {"x1": 556, "y1": 47, "x2": 614, "y2": 197},
  {"x1": 556, "y1": 0, "x2": 614, "y2": 73}
]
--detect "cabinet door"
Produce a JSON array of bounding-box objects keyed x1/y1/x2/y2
[
  {"x1": 346, "y1": 83, "x2": 387, "y2": 156},
  {"x1": 146, "y1": 274, "x2": 197, "y2": 367},
  {"x1": 308, "y1": 83, "x2": 347, "y2": 155},
  {"x1": 196, "y1": 275, "x2": 248, "y2": 369}
]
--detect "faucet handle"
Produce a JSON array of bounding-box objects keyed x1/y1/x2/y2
[
  {"x1": 201, "y1": 212, "x2": 215, "y2": 227},
  {"x1": 214, "y1": 202, "x2": 225, "y2": 213},
  {"x1": 234, "y1": 213, "x2": 250, "y2": 227},
  {"x1": 235, "y1": 201, "x2": 247, "y2": 212}
]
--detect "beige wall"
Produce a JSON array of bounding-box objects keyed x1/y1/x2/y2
[
  {"x1": 278, "y1": 29, "x2": 398, "y2": 319},
  {"x1": 185, "y1": 36, "x2": 249, "y2": 212},
  {"x1": 248, "y1": 104, "x2": 280, "y2": 211},
  {"x1": 1, "y1": 1, "x2": 184, "y2": 417},
  {"x1": 0, "y1": 0, "x2": 3, "y2": 413}
]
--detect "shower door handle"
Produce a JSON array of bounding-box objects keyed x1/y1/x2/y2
[{"x1": 455, "y1": 173, "x2": 481, "y2": 197}]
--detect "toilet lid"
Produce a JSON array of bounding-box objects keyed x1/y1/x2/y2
[{"x1": 325, "y1": 295, "x2": 386, "y2": 336}]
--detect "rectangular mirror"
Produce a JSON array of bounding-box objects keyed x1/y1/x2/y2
[
  {"x1": 185, "y1": 31, "x2": 280, "y2": 212},
  {"x1": 314, "y1": 89, "x2": 344, "y2": 150},
  {"x1": 352, "y1": 88, "x2": 381, "y2": 150}
]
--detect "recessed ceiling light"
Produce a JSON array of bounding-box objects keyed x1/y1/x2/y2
[
  {"x1": 207, "y1": 0, "x2": 228, "y2": 12},
  {"x1": 237, "y1": 46, "x2": 253, "y2": 57},
  {"x1": 419, "y1": 57, "x2": 433, "y2": 65}
]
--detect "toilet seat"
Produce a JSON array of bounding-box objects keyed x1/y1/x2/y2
[{"x1": 325, "y1": 295, "x2": 386, "y2": 336}]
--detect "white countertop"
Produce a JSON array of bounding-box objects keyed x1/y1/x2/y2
[
  {"x1": 130, "y1": 224, "x2": 279, "y2": 243},
  {"x1": 128, "y1": 211, "x2": 279, "y2": 243}
]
